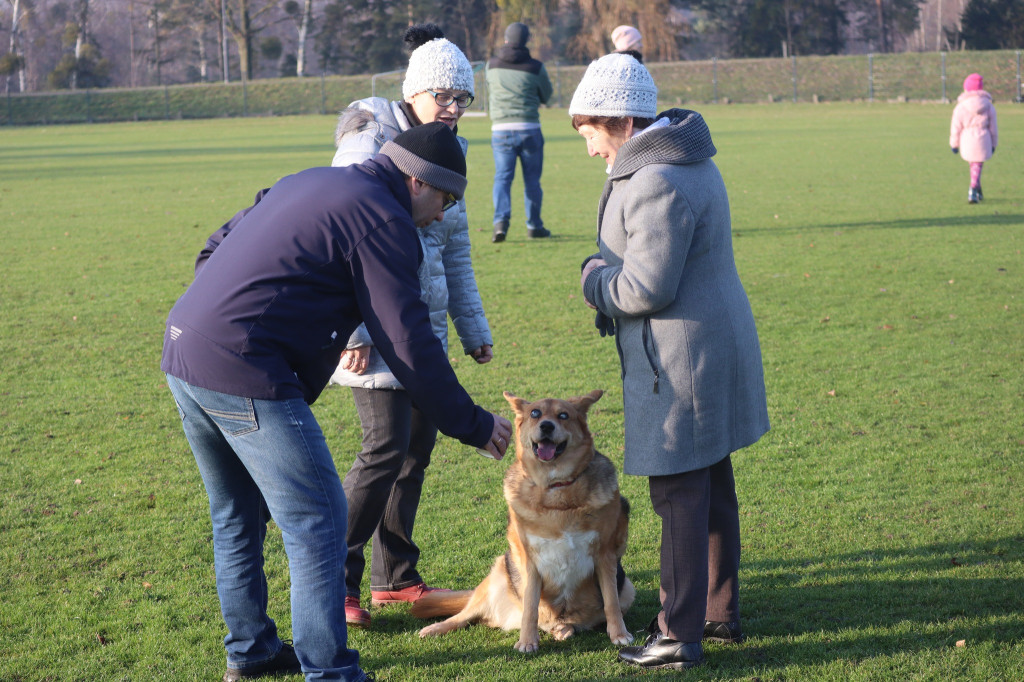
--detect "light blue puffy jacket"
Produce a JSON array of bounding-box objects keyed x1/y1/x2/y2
[{"x1": 329, "y1": 97, "x2": 492, "y2": 389}]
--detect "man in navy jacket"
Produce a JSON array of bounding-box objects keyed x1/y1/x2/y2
[{"x1": 162, "y1": 122, "x2": 512, "y2": 682}]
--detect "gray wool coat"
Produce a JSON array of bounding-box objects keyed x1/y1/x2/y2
[
  {"x1": 583, "y1": 109, "x2": 769, "y2": 477},
  {"x1": 328, "y1": 97, "x2": 492, "y2": 390}
]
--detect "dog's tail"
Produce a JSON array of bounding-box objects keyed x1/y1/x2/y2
[{"x1": 409, "y1": 590, "x2": 473, "y2": 619}]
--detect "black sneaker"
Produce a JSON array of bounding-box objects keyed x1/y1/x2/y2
[
  {"x1": 492, "y1": 222, "x2": 508, "y2": 243},
  {"x1": 968, "y1": 188, "x2": 979, "y2": 204},
  {"x1": 703, "y1": 620, "x2": 745, "y2": 644},
  {"x1": 527, "y1": 226, "x2": 551, "y2": 239},
  {"x1": 223, "y1": 642, "x2": 301, "y2": 681},
  {"x1": 977, "y1": 184, "x2": 983, "y2": 201}
]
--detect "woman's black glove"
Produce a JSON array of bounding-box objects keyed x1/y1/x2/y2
[{"x1": 595, "y1": 311, "x2": 615, "y2": 337}]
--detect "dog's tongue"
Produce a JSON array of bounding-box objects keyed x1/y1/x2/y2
[{"x1": 536, "y1": 441, "x2": 557, "y2": 461}]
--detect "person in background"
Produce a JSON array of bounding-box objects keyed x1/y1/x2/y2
[
  {"x1": 611, "y1": 25, "x2": 643, "y2": 62},
  {"x1": 570, "y1": 53, "x2": 769, "y2": 671},
  {"x1": 329, "y1": 24, "x2": 494, "y2": 630},
  {"x1": 486, "y1": 21, "x2": 554, "y2": 243},
  {"x1": 950, "y1": 72, "x2": 997, "y2": 204},
  {"x1": 162, "y1": 122, "x2": 512, "y2": 682}
]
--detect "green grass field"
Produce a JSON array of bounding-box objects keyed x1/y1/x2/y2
[{"x1": 1, "y1": 103, "x2": 1023, "y2": 681}]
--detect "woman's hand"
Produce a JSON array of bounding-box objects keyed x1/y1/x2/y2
[
  {"x1": 339, "y1": 346, "x2": 371, "y2": 375},
  {"x1": 470, "y1": 345, "x2": 493, "y2": 364},
  {"x1": 581, "y1": 258, "x2": 607, "y2": 310}
]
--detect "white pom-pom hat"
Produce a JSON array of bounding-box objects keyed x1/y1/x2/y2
[
  {"x1": 402, "y1": 38, "x2": 475, "y2": 101},
  {"x1": 568, "y1": 53, "x2": 657, "y2": 119}
]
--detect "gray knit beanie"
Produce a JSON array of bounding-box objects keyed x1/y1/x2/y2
[
  {"x1": 504, "y1": 22, "x2": 530, "y2": 48},
  {"x1": 568, "y1": 53, "x2": 658, "y2": 119},
  {"x1": 380, "y1": 121, "x2": 468, "y2": 199},
  {"x1": 402, "y1": 38, "x2": 475, "y2": 101}
]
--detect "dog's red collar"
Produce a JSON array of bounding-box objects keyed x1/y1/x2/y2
[{"x1": 549, "y1": 477, "x2": 577, "y2": 489}]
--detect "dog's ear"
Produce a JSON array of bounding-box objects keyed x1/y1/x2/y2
[
  {"x1": 503, "y1": 390, "x2": 528, "y2": 416},
  {"x1": 571, "y1": 389, "x2": 604, "y2": 414}
]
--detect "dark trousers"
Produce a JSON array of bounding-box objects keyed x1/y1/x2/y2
[
  {"x1": 649, "y1": 455, "x2": 741, "y2": 642},
  {"x1": 342, "y1": 387, "x2": 437, "y2": 597}
]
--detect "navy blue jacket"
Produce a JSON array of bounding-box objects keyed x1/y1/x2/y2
[{"x1": 161, "y1": 155, "x2": 493, "y2": 448}]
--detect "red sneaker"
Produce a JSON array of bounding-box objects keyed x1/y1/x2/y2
[
  {"x1": 370, "y1": 582, "x2": 449, "y2": 606},
  {"x1": 345, "y1": 596, "x2": 371, "y2": 628}
]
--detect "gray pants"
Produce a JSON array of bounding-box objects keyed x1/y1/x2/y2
[
  {"x1": 342, "y1": 387, "x2": 438, "y2": 597},
  {"x1": 649, "y1": 455, "x2": 741, "y2": 642}
]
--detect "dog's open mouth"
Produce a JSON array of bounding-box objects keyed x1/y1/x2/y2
[{"x1": 532, "y1": 438, "x2": 568, "y2": 462}]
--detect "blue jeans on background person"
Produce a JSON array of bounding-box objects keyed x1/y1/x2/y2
[
  {"x1": 166, "y1": 374, "x2": 368, "y2": 682},
  {"x1": 491, "y1": 128, "x2": 545, "y2": 231}
]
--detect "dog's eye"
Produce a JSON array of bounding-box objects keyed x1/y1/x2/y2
[
  {"x1": 530, "y1": 409, "x2": 541, "y2": 418},
  {"x1": 558, "y1": 412, "x2": 569, "y2": 420}
]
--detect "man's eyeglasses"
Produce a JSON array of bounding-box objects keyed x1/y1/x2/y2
[
  {"x1": 427, "y1": 90, "x2": 475, "y2": 109},
  {"x1": 441, "y1": 192, "x2": 458, "y2": 212}
]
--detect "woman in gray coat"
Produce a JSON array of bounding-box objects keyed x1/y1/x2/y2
[
  {"x1": 328, "y1": 25, "x2": 494, "y2": 628},
  {"x1": 570, "y1": 54, "x2": 769, "y2": 670}
]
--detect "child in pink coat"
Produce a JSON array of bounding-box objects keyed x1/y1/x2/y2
[{"x1": 950, "y1": 73, "x2": 998, "y2": 204}]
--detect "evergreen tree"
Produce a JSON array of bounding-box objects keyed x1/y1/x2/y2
[{"x1": 959, "y1": 0, "x2": 1024, "y2": 49}]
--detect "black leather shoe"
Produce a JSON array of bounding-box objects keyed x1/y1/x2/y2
[
  {"x1": 223, "y1": 642, "x2": 301, "y2": 681},
  {"x1": 492, "y1": 222, "x2": 508, "y2": 243},
  {"x1": 618, "y1": 629, "x2": 705, "y2": 670},
  {"x1": 527, "y1": 226, "x2": 551, "y2": 239},
  {"x1": 704, "y1": 620, "x2": 745, "y2": 644}
]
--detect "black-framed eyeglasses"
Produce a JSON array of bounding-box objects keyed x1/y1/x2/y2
[
  {"x1": 441, "y1": 192, "x2": 458, "y2": 212},
  {"x1": 427, "y1": 90, "x2": 474, "y2": 109}
]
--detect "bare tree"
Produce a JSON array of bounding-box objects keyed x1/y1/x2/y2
[
  {"x1": 181, "y1": 0, "x2": 218, "y2": 81},
  {"x1": 207, "y1": 0, "x2": 281, "y2": 80},
  {"x1": 69, "y1": 0, "x2": 90, "y2": 88},
  {"x1": 283, "y1": 0, "x2": 311, "y2": 76},
  {"x1": 2, "y1": 0, "x2": 28, "y2": 91}
]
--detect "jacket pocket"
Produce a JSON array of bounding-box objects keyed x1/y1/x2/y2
[{"x1": 641, "y1": 317, "x2": 661, "y2": 394}]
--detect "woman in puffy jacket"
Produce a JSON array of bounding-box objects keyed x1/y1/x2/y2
[
  {"x1": 950, "y1": 73, "x2": 998, "y2": 204},
  {"x1": 328, "y1": 24, "x2": 494, "y2": 628}
]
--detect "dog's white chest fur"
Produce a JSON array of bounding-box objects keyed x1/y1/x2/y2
[{"x1": 526, "y1": 530, "x2": 598, "y2": 594}]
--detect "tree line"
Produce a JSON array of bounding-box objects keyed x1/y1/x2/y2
[{"x1": 1, "y1": 0, "x2": 1020, "y2": 94}]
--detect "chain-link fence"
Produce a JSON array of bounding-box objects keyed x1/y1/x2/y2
[{"x1": 4, "y1": 50, "x2": 1021, "y2": 126}]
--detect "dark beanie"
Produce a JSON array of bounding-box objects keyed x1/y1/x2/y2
[
  {"x1": 505, "y1": 22, "x2": 530, "y2": 48},
  {"x1": 380, "y1": 121, "x2": 468, "y2": 199}
]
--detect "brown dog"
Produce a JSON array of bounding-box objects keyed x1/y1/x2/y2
[{"x1": 411, "y1": 389, "x2": 634, "y2": 652}]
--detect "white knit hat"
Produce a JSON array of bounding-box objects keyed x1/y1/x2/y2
[
  {"x1": 568, "y1": 53, "x2": 658, "y2": 119},
  {"x1": 402, "y1": 38, "x2": 475, "y2": 101}
]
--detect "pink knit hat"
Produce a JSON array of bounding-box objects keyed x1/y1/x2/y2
[
  {"x1": 611, "y1": 25, "x2": 643, "y2": 53},
  {"x1": 963, "y1": 73, "x2": 983, "y2": 91}
]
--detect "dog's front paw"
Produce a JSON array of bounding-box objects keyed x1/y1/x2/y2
[
  {"x1": 551, "y1": 623, "x2": 575, "y2": 641},
  {"x1": 419, "y1": 623, "x2": 448, "y2": 638},
  {"x1": 608, "y1": 621, "x2": 633, "y2": 646},
  {"x1": 514, "y1": 636, "x2": 540, "y2": 653}
]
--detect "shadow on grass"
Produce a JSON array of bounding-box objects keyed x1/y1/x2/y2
[
  {"x1": 356, "y1": 608, "x2": 645, "y2": 671},
  {"x1": 351, "y1": 538, "x2": 1023, "y2": 678},
  {"x1": 736, "y1": 212, "x2": 1024, "y2": 235},
  {"x1": 741, "y1": 537, "x2": 1024, "y2": 626},
  {"x1": 597, "y1": 538, "x2": 1023, "y2": 674}
]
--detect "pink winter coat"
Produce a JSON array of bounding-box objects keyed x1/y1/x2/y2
[{"x1": 950, "y1": 90, "x2": 998, "y2": 163}]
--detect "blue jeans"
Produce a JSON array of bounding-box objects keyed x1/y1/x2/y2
[
  {"x1": 167, "y1": 374, "x2": 368, "y2": 682},
  {"x1": 491, "y1": 128, "x2": 544, "y2": 230}
]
